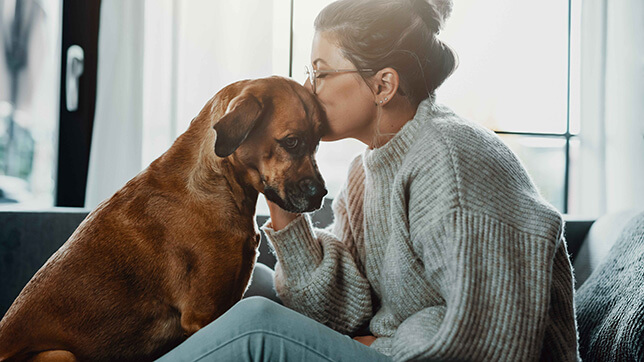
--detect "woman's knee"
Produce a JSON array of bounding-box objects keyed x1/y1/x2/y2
[{"x1": 228, "y1": 296, "x2": 284, "y2": 326}]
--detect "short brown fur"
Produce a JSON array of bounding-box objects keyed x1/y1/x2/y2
[{"x1": 0, "y1": 76, "x2": 326, "y2": 362}]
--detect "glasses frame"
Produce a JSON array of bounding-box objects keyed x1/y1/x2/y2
[{"x1": 305, "y1": 65, "x2": 373, "y2": 94}]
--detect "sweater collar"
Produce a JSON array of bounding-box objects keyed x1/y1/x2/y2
[{"x1": 362, "y1": 98, "x2": 436, "y2": 172}]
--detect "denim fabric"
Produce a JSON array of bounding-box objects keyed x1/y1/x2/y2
[{"x1": 156, "y1": 264, "x2": 391, "y2": 362}]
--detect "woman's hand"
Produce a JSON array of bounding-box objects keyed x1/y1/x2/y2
[
  {"x1": 353, "y1": 335, "x2": 377, "y2": 347},
  {"x1": 266, "y1": 200, "x2": 299, "y2": 231}
]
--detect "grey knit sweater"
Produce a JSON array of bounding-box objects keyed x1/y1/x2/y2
[
  {"x1": 262, "y1": 99, "x2": 580, "y2": 361},
  {"x1": 576, "y1": 210, "x2": 644, "y2": 361}
]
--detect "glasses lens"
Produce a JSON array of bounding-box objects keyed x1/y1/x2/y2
[{"x1": 305, "y1": 65, "x2": 316, "y2": 94}]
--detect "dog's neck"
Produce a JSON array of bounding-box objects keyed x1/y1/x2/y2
[
  {"x1": 214, "y1": 157, "x2": 259, "y2": 218},
  {"x1": 157, "y1": 116, "x2": 259, "y2": 221}
]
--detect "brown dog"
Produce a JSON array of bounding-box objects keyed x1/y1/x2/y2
[{"x1": 0, "y1": 76, "x2": 327, "y2": 362}]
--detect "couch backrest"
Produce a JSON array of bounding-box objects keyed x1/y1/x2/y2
[
  {"x1": 0, "y1": 209, "x2": 90, "y2": 317},
  {"x1": 0, "y1": 201, "x2": 334, "y2": 318}
]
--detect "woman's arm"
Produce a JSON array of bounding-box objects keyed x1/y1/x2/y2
[
  {"x1": 262, "y1": 156, "x2": 373, "y2": 335},
  {"x1": 266, "y1": 200, "x2": 299, "y2": 231}
]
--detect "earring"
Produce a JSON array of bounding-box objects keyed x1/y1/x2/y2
[
  {"x1": 384, "y1": 97, "x2": 388, "y2": 101},
  {"x1": 379, "y1": 100, "x2": 383, "y2": 104}
]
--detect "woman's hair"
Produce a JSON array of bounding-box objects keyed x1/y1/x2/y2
[{"x1": 315, "y1": 0, "x2": 458, "y2": 105}]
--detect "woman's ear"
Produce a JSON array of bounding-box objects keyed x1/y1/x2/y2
[{"x1": 373, "y1": 67, "x2": 400, "y2": 106}]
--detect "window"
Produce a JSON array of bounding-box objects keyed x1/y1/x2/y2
[
  {"x1": 438, "y1": 0, "x2": 579, "y2": 213},
  {"x1": 0, "y1": 0, "x2": 61, "y2": 207},
  {"x1": 80, "y1": 1, "x2": 587, "y2": 215},
  {"x1": 292, "y1": 0, "x2": 580, "y2": 213}
]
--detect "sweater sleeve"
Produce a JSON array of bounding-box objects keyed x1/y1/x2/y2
[
  {"x1": 261, "y1": 160, "x2": 373, "y2": 334},
  {"x1": 382, "y1": 209, "x2": 562, "y2": 361}
]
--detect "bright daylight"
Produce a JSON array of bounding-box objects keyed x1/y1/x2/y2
[{"x1": 0, "y1": 0, "x2": 642, "y2": 361}]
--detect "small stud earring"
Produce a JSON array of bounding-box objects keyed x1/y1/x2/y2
[
  {"x1": 379, "y1": 100, "x2": 383, "y2": 104},
  {"x1": 384, "y1": 97, "x2": 388, "y2": 101}
]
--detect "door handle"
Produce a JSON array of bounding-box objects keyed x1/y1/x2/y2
[{"x1": 66, "y1": 45, "x2": 84, "y2": 112}]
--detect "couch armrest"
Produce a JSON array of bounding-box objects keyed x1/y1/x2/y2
[
  {"x1": 563, "y1": 216, "x2": 595, "y2": 263},
  {"x1": 572, "y1": 209, "x2": 644, "y2": 288}
]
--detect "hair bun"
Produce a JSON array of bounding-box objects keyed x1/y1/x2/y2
[
  {"x1": 409, "y1": 0, "x2": 453, "y2": 31},
  {"x1": 430, "y1": 0, "x2": 453, "y2": 24}
]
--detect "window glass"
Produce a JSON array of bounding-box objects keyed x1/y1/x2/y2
[
  {"x1": 292, "y1": 0, "x2": 572, "y2": 213},
  {"x1": 569, "y1": 0, "x2": 582, "y2": 135},
  {"x1": 0, "y1": 0, "x2": 61, "y2": 208},
  {"x1": 567, "y1": 137, "x2": 581, "y2": 214},
  {"x1": 499, "y1": 134, "x2": 567, "y2": 211},
  {"x1": 438, "y1": 0, "x2": 569, "y2": 134}
]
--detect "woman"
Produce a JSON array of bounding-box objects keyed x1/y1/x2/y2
[{"x1": 159, "y1": 0, "x2": 579, "y2": 360}]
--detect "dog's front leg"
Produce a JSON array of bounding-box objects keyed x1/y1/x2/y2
[
  {"x1": 178, "y1": 279, "x2": 241, "y2": 337},
  {"x1": 180, "y1": 309, "x2": 212, "y2": 336},
  {"x1": 178, "y1": 295, "x2": 219, "y2": 336}
]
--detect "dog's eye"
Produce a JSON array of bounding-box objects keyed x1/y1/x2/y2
[{"x1": 283, "y1": 137, "x2": 299, "y2": 149}]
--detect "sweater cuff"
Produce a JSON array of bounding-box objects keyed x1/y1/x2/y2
[
  {"x1": 370, "y1": 337, "x2": 393, "y2": 357},
  {"x1": 261, "y1": 214, "x2": 324, "y2": 282}
]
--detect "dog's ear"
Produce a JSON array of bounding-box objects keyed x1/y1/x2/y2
[{"x1": 213, "y1": 95, "x2": 263, "y2": 158}]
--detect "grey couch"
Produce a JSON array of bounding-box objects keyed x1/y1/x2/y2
[
  {"x1": 0, "y1": 200, "x2": 334, "y2": 317},
  {"x1": 0, "y1": 205, "x2": 634, "y2": 319}
]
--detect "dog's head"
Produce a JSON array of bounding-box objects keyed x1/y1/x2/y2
[{"x1": 212, "y1": 76, "x2": 327, "y2": 213}]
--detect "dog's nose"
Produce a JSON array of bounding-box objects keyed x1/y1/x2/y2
[{"x1": 298, "y1": 178, "x2": 327, "y2": 198}]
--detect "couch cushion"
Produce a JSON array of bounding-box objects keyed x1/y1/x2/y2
[{"x1": 575, "y1": 210, "x2": 644, "y2": 361}]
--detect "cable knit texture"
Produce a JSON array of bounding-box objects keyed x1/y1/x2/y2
[
  {"x1": 262, "y1": 99, "x2": 580, "y2": 361},
  {"x1": 576, "y1": 210, "x2": 644, "y2": 361}
]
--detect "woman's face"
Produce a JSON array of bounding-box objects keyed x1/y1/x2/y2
[{"x1": 307, "y1": 32, "x2": 377, "y2": 143}]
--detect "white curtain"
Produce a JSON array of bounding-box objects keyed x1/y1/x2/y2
[
  {"x1": 85, "y1": 0, "x2": 287, "y2": 209},
  {"x1": 577, "y1": 0, "x2": 644, "y2": 216},
  {"x1": 85, "y1": 0, "x2": 145, "y2": 208}
]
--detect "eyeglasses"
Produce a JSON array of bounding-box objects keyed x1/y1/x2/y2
[{"x1": 304, "y1": 65, "x2": 373, "y2": 94}]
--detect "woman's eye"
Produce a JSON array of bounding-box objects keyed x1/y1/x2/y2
[{"x1": 284, "y1": 137, "x2": 299, "y2": 149}]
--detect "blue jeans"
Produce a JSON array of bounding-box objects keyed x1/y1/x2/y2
[{"x1": 156, "y1": 264, "x2": 392, "y2": 362}]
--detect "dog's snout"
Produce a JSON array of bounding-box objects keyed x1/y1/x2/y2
[{"x1": 299, "y1": 178, "x2": 327, "y2": 198}]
